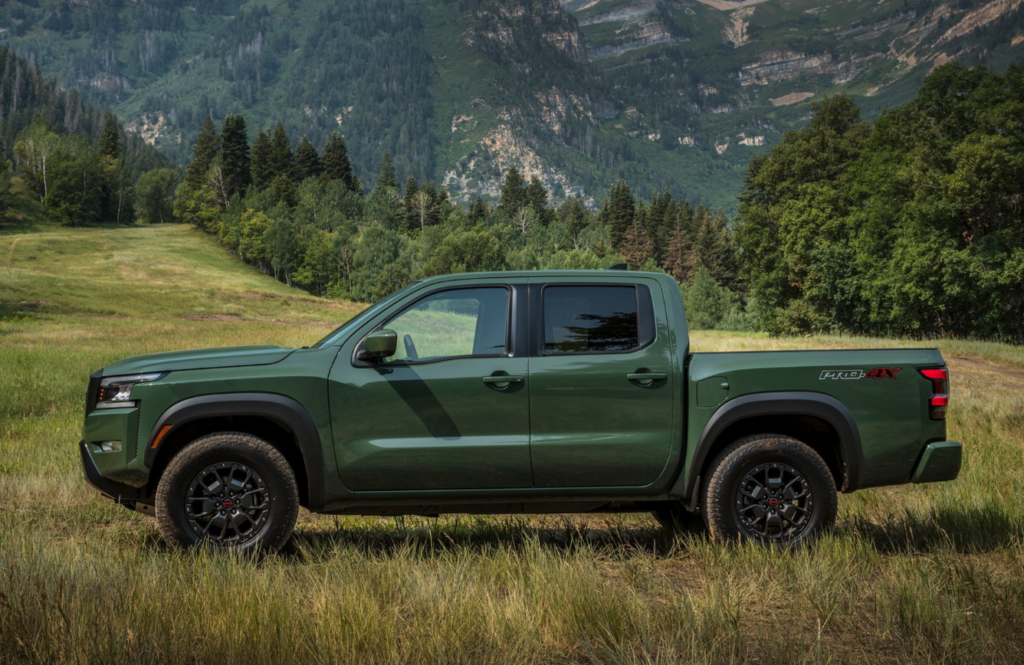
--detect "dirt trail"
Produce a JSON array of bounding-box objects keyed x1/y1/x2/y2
[{"x1": 946, "y1": 355, "x2": 1024, "y2": 391}]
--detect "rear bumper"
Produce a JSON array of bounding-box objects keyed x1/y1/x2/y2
[
  {"x1": 79, "y1": 440, "x2": 149, "y2": 504},
  {"x1": 911, "y1": 441, "x2": 962, "y2": 484}
]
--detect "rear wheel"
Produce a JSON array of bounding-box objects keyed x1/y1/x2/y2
[
  {"x1": 155, "y1": 432, "x2": 299, "y2": 553},
  {"x1": 702, "y1": 434, "x2": 837, "y2": 546}
]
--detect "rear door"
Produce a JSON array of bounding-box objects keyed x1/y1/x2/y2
[{"x1": 527, "y1": 278, "x2": 677, "y2": 488}]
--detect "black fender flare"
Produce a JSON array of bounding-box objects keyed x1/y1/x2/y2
[
  {"x1": 683, "y1": 391, "x2": 862, "y2": 499},
  {"x1": 143, "y1": 393, "x2": 325, "y2": 511}
]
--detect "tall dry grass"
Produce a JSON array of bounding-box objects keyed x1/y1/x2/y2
[{"x1": 1, "y1": 225, "x2": 1022, "y2": 663}]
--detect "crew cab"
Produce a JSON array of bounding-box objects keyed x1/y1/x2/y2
[{"x1": 79, "y1": 270, "x2": 962, "y2": 551}]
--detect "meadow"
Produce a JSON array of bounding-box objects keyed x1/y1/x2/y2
[{"x1": 1, "y1": 224, "x2": 1023, "y2": 663}]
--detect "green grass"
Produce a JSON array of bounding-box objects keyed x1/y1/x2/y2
[{"x1": 2, "y1": 224, "x2": 1024, "y2": 662}]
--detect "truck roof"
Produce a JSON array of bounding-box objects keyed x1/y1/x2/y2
[{"x1": 414, "y1": 269, "x2": 674, "y2": 285}]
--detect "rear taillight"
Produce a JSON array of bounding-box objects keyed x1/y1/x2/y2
[{"x1": 919, "y1": 368, "x2": 948, "y2": 420}]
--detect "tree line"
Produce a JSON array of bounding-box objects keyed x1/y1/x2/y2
[{"x1": 168, "y1": 112, "x2": 745, "y2": 328}]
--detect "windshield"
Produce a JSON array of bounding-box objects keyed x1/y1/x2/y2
[{"x1": 312, "y1": 282, "x2": 421, "y2": 348}]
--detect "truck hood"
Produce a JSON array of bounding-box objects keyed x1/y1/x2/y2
[{"x1": 100, "y1": 345, "x2": 296, "y2": 376}]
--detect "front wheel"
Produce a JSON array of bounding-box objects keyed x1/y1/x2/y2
[
  {"x1": 702, "y1": 434, "x2": 837, "y2": 546},
  {"x1": 155, "y1": 432, "x2": 299, "y2": 554}
]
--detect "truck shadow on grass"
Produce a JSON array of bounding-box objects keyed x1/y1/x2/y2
[{"x1": 280, "y1": 501, "x2": 1022, "y2": 562}]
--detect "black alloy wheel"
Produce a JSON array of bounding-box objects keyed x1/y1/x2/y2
[
  {"x1": 184, "y1": 461, "x2": 271, "y2": 545},
  {"x1": 734, "y1": 461, "x2": 813, "y2": 541}
]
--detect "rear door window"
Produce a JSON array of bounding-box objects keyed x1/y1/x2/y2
[{"x1": 542, "y1": 285, "x2": 640, "y2": 354}]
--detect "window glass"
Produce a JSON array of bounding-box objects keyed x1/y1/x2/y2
[
  {"x1": 385, "y1": 288, "x2": 509, "y2": 362},
  {"x1": 543, "y1": 285, "x2": 639, "y2": 354}
]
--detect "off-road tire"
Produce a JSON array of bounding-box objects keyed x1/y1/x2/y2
[
  {"x1": 652, "y1": 503, "x2": 707, "y2": 534},
  {"x1": 702, "y1": 434, "x2": 837, "y2": 546},
  {"x1": 155, "y1": 432, "x2": 299, "y2": 553}
]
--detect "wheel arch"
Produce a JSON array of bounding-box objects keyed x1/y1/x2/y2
[
  {"x1": 684, "y1": 391, "x2": 862, "y2": 501},
  {"x1": 144, "y1": 393, "x2": 325, "y2": 511}
]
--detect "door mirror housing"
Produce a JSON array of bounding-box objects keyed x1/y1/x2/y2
[{"x1": 360, "y1": 329, "x2": 398, "y2": 361}]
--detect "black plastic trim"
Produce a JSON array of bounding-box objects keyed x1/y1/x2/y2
[
  {"x1": 80, "y1": 440, "x2": 149, "y2": 503},
  {"x1": 85, "y1": 369, "x2": 102, "y2": 415},
  {"x1": 142, "y1": 393, "x2": 326, "y2": 510},
  {"x1": 684, "y1": 391, "x2": 863, "y2": 498}
]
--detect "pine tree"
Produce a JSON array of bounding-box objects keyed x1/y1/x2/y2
[
  {"x1": 294, "y1": 137, "x2": 321, "y2": 181},
  {"x1": 322, "y1": 131, "x2": 357, "y2": 193},
  {"x1": 185, "y1": 117, "x2": 219, "y2": 187},
  {"x1": 0, "y1": 137, "x2": 12, "y2": 219},
  {"x1": 688, "y1": 209, "x2": 735, "y2": 288},
  {"x1": 662, "y1": 220, "x2": 692, "y2": 283},
  {"x1": 604, "y1": 180, "x2": 635, "y2": 249},
  {"x1": 375, "y1": 151, "x2": 398, "y2": 193},
  {"x1": 498, "y1": 167, "x2": 528, "y2": 216},
  {"x1": 525, "y1": 176, "x2": 551, "y2": 225},
  {"x1": 220, "y1": 114, "x2": 251, "y2": 200},
  {"x1": 99, "y1": 113, "x2": 121, "y2": 160},
  {"x1": 558, "y1": 197, "x2": 590, "y2": 249},
  {"x1": 250, "y1": 130, "x2": 272, "y2": 189},
  {"x1": 647, "y1": 188, "x2": 674, "y2": 260},
  {"x1": 620, "y1": 218, "x2": 654, "y2": 270},
  {"x1": 468, "y1": 196, "x2": 490, "y2": 223},
  {"x1": 269, "y1": 123, "x2": 294, "y2": 181}
]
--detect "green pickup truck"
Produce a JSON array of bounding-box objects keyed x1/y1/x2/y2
[{"x1": 80, "y1": 270, "x2": 961, "y2": 551}]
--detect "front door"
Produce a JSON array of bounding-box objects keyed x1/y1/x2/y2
[
  {"x1": 528, "y1": 281, "x2": 676, "y2": 488},
  {"x1": 329, "y1": 285, "x2": 532, "y2": 491}
]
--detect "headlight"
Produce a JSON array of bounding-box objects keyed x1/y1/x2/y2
[{"x1": 96, "y1": 373, "x2": 167, "y2": 408}]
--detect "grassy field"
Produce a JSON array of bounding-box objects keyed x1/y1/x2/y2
[{"x1": 1, "y1": 224, "x2": 1023, "y2": 663}]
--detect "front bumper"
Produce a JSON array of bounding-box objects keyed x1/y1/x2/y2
[
  {"x1": 911, "y1": 441, "x2": 963, "y2": 484},
  {"x1": 79, "y1": 440, "x2": 150, "y2": 504}
]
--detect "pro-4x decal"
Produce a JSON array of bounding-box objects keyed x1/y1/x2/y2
[
  {"x1": 819, "y1": 367, "x2": 901, "y2": 380},
  {"x1": 865, "y1": 367, "x2": 901, "y2": 379}
]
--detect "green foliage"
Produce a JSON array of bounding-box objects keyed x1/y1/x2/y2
[
  {"x1": 681, "y1": 268, "x2": 748, "y2": 331},
  {"x1": 422, "y1": 228, "x2": 507, "y2": 276},
  {"x1": 32, "y1": 132, "x2": 104, "y2": 227},
  {"x1": 735, "y1": 66, "x2": 1024, "y2": 342},
  {"x1": 135, "y1": 169, "x2": 180, "y2": 224}
]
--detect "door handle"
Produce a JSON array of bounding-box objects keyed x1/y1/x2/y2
[
  {"x1": 482, "y1": 375, "x2": 523, "y2": 385},
  {"x1": 627, "y1": 372, "x2": 667, "y2": 384}
]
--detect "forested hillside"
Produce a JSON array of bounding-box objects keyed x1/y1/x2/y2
[
  {"x1": 0, "y1": 45, "x2": 171, "y2": 226},
  {"x1": 2, "y1": 0, "x2": 1021, "y2": 210},
  {"x1": 162, "y1": 63, "x2": 1022, "y2": 342}
]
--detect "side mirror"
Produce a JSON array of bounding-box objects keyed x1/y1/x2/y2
[{"x1": 360, "y1": 329, "x2": 398, "y2": 361}]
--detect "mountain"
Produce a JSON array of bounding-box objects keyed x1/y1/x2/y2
[{"x1": 2, "y1": 0, "x2": 1021, "y2": 210}]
